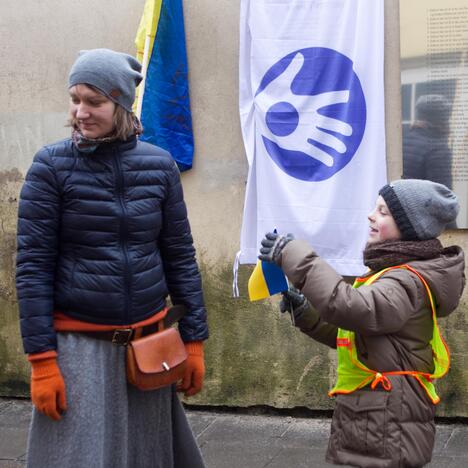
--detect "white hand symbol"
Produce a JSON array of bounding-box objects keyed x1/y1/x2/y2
[{"x1": 255, "y1": 52, "x2": 353, "y2": 167}]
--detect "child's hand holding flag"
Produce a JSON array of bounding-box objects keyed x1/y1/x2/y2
[
  {"x1": 248, "y1": 231, "x2": 294, "y2": 301},
  {"x1": 258, "y1": 232, "x2": 295, "y2": 265}
]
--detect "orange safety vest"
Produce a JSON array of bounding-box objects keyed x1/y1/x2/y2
[{"x1": 329, "y1": 264, "x2": 450, "y2": 404}]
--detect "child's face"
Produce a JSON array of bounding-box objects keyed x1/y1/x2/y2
[{"x1": 367, "y1": 196, "x2": 401, "y2": 244}]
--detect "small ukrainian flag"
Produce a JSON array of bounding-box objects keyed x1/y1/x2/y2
[{"x1": 248, "y1": 260, "x2": 288, "y2": 301}]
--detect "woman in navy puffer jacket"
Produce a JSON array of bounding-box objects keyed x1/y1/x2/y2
[{"x1": 16, "y1": 49, "x2": 207, "y2": 468}]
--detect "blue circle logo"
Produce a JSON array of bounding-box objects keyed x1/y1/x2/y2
[{"x1": 255, "y1": 47, "x2": 366, "y2": 182}]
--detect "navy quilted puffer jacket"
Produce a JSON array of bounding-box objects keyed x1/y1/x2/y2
[{"x1": 16, "y1": 136, "x2": 208, "y2": 354}]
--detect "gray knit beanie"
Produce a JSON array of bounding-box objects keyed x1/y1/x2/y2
[
  {"x1": 68, "y1": 48, "x2": 143, "y2": 112},
  {"x1": 379, "y1": 179, "x2": 459, "y2": 240}
]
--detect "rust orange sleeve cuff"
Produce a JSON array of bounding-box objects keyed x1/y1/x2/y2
[
  {"x1": 28, "y1": 350, "x2": 58, "y2": 362},
  {"x1": 185, "y1": 341, "x2": 204, "y2": 357}
]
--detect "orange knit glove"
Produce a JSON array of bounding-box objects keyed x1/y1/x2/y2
[
  {"x1": 30, "y1": 357, "x2": 67, "y2": 421},
  {"x1": 177, "y1": 341, "x2": 205, "y2": 397}
]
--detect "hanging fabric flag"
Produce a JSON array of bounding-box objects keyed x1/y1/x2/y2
[
  {"x1": 248, "y1": 260, "x2": 288, "y2": 301},
  {"x1": 135, "y1": 0, "x2": 194, "y2": 171},
  {"x1": 237, "y1": 0, "x2": 387, "y2": 277}
]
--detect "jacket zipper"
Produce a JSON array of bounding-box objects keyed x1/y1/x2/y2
[{"x1": 112, "y1": 154, "x2": 131, "y2": 323}]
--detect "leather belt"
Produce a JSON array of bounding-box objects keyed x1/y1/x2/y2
[
  {"x1": 80, "y1": 322, "x2": 158, "y2": 346},
  {"x1": 75, "y1": 305, "x2": 188, "y2": 346}
]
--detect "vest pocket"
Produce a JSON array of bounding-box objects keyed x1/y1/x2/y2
[{"x1": 335, "y1": 391, "x2": 389, "y2": 458}]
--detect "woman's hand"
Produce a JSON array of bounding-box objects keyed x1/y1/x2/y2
[
  {"x1": 177, "y1": 341, "x2": 205, "y2": 397},
  {"x1": 30, "y1": 357, "x2": 67, "y2": 421}
]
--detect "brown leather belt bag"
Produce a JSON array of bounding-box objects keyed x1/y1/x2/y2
[{"x1": 126, "y1": 305, "x2": 188, "y2": 391}]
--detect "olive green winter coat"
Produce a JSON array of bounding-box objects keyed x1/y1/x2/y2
[{"x1": 279, "y1": 240, "x2": 465, "y2": 468}]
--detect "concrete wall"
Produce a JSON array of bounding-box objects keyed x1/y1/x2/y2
[{"x1": 1, "y1": 0, "x2": 467, "y2": 417}]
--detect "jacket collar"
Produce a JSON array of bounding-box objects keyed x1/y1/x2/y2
[{"x1": 104, "y1": 134, "x2": 138, "y2": 152}]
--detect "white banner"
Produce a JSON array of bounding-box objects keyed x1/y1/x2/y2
[{"x1": 238, "y1": 0, "x2": 387, "y2": 276}]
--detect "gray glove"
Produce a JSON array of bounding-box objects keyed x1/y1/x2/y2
[
  {"x1": 258, "y1": 232, "x2": 294, "y2": 265},
  {"x1": 280, "y1": 287, "x2": 310, "y2": 322}
]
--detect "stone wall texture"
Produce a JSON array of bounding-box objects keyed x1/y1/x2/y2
[{"x1": 1, "y1": 0, "x2": 467, "y2": 417}]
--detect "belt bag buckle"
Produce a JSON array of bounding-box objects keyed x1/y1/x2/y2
[{"x1": 112, "y1": 328, "x2": 133, "y2": 346}]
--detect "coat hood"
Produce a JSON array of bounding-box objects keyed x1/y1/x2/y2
[{"x1": 410, "y1": 245, "x2": 465, "y2": 317}]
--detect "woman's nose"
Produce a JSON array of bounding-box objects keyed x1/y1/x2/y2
[
  {"x1": 76, "y1": 104, "x2": 90, "y2": 119},
  {"x1": 368, "y1": 211, "x2": 375, "y2": 222}
]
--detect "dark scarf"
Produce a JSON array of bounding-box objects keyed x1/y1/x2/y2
[
  {"x1": 71, "y1": 116, "x2": 143, "y2": 153},
  {"x1": 363, "y1": 239, "x2": 443, "y2": 272}
]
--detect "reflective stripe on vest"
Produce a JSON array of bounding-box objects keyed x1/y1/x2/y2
[{"x1": 328, "y1": 264, "x2": 450, "y2": 404}]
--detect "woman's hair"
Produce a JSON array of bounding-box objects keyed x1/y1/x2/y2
[
  {"x1": 112, "y1": 105, "x2": 138, "y2": 141},
  {"x1": 68, "y1": 84, "x2": 138, "y2": 141}
]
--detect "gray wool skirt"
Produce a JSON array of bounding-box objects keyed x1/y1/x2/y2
[{"x1": 27, "y1": 333, "x2": 205, "y2": 468}]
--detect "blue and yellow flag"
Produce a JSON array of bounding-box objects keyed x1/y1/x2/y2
[
  {"x1": 135, "y1": 0, "x2": 194, "y2": 171},
  {"x1": 248, "y1": 261, "x2": 288, "y2": 301}
]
